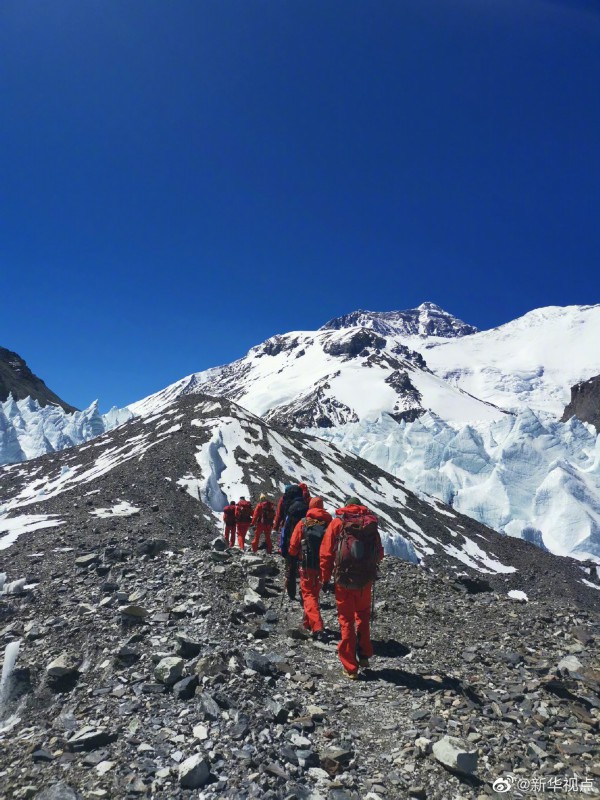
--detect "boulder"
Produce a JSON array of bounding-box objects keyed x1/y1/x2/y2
[
  {"x1": 194, "y1": 654, "x2": 227, "y2": 678},
  {"x1": 67, "y1": 727, "x2": 116, "y2": 752},
  {"x1": 178, "y1": 753, "x2": 210, "y2": 789},
  {"x1": 173, "y1": 675, "x2": 198, "y2": 701},
  {"x1": 175, "y1": 633, "x2": 201, "y2": 659},
  {"x1": 557, "y1": 655, "x2": 583, "y2": 675},
  {"x1": 432, "y1": 735, "x2": 478, "y2": 775},
  {"x1": 244, "y1": 650, "x2": 273, "y2": 675},
  {"x1": 119, "y1": 604, "x2": 149, "y2": 618},
  {"x1": 211, "y1": 536, "x2": 227, "y2": 552},
  {"x1": 47, "y1": 653, "x2": 81, "y2": 678},
  {"x1": 75, "y1": 553, "x2": 100, "y2": 568},
  {"x1": 154, "y1": 657, "x2": 185, "y2": 685}
]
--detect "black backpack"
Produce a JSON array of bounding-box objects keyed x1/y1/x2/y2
[
  {"x1": 279, "y1": 485, "x2": 302, "y2": 525},
  {"x1": 279, "y1": 497, "x2": 308, "y2": 557},
  {"x1": 301, "y1": 519, "x2": 327, "y2": 570}
]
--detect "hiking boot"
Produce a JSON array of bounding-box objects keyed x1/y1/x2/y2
[
  {"x1": 343, "y1": 669, "x2": 358, "y2": 680},
  {"x1": 358, "y1": 657, "x2": 370, "y2": 668},
  {"x1": 312, "y1": 630, "x2": 329, "y2": 643}
]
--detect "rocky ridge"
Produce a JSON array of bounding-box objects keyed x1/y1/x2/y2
[
  {"x1": 320, "y1": 303, "x2": 478, "y2": 339},
  {"x1": 0, "y1": 394, "x2": 599, "y2": 798},
  {"x1": 0, "y1": 348, "x2": 76, "y2": 414}
]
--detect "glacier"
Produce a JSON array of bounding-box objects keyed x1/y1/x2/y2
[
  {"x1": 311, "y1": 408, "x2": 600, "y2": 560},
  {"x1": 0, "y1": 395, "x2": 133, "y2": 466}
]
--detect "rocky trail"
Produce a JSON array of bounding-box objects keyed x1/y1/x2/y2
[{"x1": 1, "y1": 511, "x2": 599, "y2": 800}]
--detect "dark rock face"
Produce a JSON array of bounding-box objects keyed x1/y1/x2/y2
[
  {"x1": 0, "y1": 347, "x2": 77, "y2": 412},
  {"x1": 259, "y1": 336, "x2": 301, "y2": 357},
  {"x1": 562, "y1": 375, "x2": 600, "y2": 431},
  {"x1": 320, "y1": 303, "x2": 478, "y2": 339},
  {"x1": 322, "y1": 329, "x2": 387, "y2": 358},
  {"x1": 264, "y1": 382, "x2": 359, "y2": 429}
]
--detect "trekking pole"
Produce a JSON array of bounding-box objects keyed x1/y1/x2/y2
[{"x1": 371, "y1": 581, "x2": 376, "y2": 623}]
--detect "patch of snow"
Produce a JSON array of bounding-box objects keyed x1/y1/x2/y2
[
  {"x1": 0, "y1": 515, "x2": 64, "y2": 550},
  {"x1": 508, "y1": 590, "x2": 529, "y2": 602},
  {"x1": 90, "y1": 501, "x2": 141, "y2": 518}
]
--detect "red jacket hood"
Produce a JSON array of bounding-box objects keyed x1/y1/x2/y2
[
  {"x1": 307, "y1": 507, "x2": 332, "y2": 524},
  {"x1": 336, "y1": 504, "x2": 370, "y2": 516}
]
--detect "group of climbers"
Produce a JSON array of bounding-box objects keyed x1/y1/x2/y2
[
  {"x1": 222, "y1": 495, "x2": 275, "y2": 553},
  {"x1": 222, "y1": 484, "x2": 384, "y2": 679}
]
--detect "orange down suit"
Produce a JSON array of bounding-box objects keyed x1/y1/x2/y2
[
  {"x1": 234, "y1": 500, "x2": 253, "y2": 550},
  {"x1": 320, "y1": 504, "x2": 384, "y2": 675},
  {"x1": 222, "y1": 504, "x2": 237, "y2": 548},
  {"x1": 288, "y1": 499, "x2": 332, "y2": 634},
  {"x1": 251, "y1": 501, "x2": 274, "y2": 554}
]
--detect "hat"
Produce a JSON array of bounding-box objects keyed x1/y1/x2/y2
[
  {"x1": 345, "y1": 496, "x2": 361, "y2": 506},
  {"x1": 259, "y1": 494, "x2": 266, "y2": 501}
]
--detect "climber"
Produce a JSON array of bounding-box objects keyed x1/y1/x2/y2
[
  {"x1": 320, "y1": 496, "x2": 384, "y2": 679},
  {"x1": 273, "y1": 484, "x2": 303, "y2": 533},
  {"x1": 235, "y1": 496, "x2": 253, "y2": 551},
  {"x1": 222, "y1": 500, "x2": 237, "y2": 548},
  {"x1": 251, "y1": 494, "x2": 275, "y2": 554},
  {"x1": 288, "y1": 497, "x2": 331, "y2": 640}
]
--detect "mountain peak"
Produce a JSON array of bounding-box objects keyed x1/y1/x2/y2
[
  {"x1": 0, "y1": 346, "x2": 77, "y2": 413},
  {"x1": 319, "y1": 304, "x2": 478, "y2": 339}
]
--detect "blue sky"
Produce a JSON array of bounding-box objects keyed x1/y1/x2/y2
[{"x1": 1, "y1": 0, "x2": 598, "y2": 410}]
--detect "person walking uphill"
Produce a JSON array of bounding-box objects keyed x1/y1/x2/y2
[
  {"x1": 273, "y1": 484, "x2": 303, "y2": 534},
  {"x1": 235, "y1": 497, "x2": 253, "y2": 551},
  {"x1": 251, "y1": 494, "x2": 275, "y2": 554},
  {"x1": 288, "y1": 497, "x2": 331, "y2": 640},
  {"x1": 276, "y1": 485, "x2": 308, "y2": 600},
  {"x1": 320, "y1": 496, "x2": 384, "y2": 679},
  {"x1": 222, "y1": 500, "x2": 237, "y2": 548}
]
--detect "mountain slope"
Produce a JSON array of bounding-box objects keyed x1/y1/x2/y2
[
  {"x1": 128, "y1": 324, "x2": 506, "y2": 427},
  {"x1": 0, "y1": 394, "x2": 599, "y2": 798},
  {"x1": 2, "y1": 394, "x2": 597, "y2": 602},
  {"x1": 0, "y1": 347, "x2": 77, "y2": 413},
  {"x1": 417, "y1": 304, "x2": 600, "y2": 417}
]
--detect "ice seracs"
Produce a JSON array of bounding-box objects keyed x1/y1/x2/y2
[
  {"x1": 314, "y1": 408, "x2": 600, "y2": 560},
  {"x1": 0, "y1": 395, "x2": 133, "y2": 466}
]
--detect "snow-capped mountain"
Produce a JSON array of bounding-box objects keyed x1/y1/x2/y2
[
  {"x1": 0, "y1": 346, "x2": 76, "y2": 412},
  {"x1": 129, "y1": 308, "x2": 505, "y2": 426},
  {"x1": 2, "y1": 393, "x2": 597, "y2": 604},
  {"x1": 416, "y1": 304, "x2": 600, "y2": 417},
  {"x1": 124, "y1": 303, "x2": 600, "y2": 562},
  {"x1": 3, "y1": 303, "x2": 600, "y2": 563},
  {"x1": 320, "y1": 301, "x2": 478, "y2": 338},
  {"x1": 0, "y1": 395, "x2": 133, "y2": 466}
]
